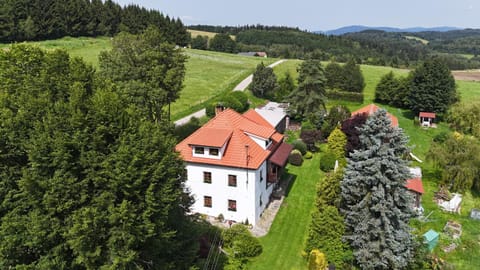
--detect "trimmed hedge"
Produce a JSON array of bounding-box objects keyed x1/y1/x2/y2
[
  {"x1": 292, "y1": 139, "x2": 308, "y2": 155},
  {"x1": 320, "y1": 151, "x2": 336, "y2": 172},
  {"x1": 326, "y1": 89, "x2": 364, "y2": 103},
  {"x1": 289, "y1": 149, "x2": 304, "y2": 166}
]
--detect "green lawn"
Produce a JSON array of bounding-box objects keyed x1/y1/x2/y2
[
  {"x1": 0, "y1": 36, "x2": 112, "y2": 67},
  {"x1": 248, "y1": 154, "x2": 323, "y2": 270}
]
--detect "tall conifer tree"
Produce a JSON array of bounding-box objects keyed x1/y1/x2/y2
[{"x1": 341, "y1": 109, "x2": 414, "y2": 269}]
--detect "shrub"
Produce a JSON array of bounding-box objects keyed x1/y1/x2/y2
[
  {"x1": 289, "y1": 149, "x2": 303, "y2": 166},
  {"x1": 173, "y1": 116, "x2": 201, "y2": 140},
  {"x1": 308, "y1": 249, "x2": 327, "y2": 270},
  {"x1": 320, "y1": 151, "x2": 336, "y2": 172},
  {"x1": 228, "y1": 91, "x2": 249, "y2": 111},
  {"x1": 326, "y1": 89, "x2": 364, "y2": 103},
  {"x1": 304, "y1": 151, "x2": 313, "y2": 159},
  {"x1": 221, "y1": 95, "x2": 244, "y2": 112},
  {"x1": 206, "y1": 102, "x2": 220, "y2": 118},
  {"x1": 222, "y1": 224, "x2": 262, "y2": 258},
  {"x1": 292, "y1": 139, "x2": 307, "y2": 155}
]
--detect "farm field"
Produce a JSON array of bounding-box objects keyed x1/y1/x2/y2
[
  {"x1": 0, "y1": 36, "x2": 112, "y2": 67},
  {"x1": 171, "y1": 49, "x2": 276, "y2": 120}
]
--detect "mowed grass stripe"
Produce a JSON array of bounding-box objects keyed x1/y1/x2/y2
[{"x1": 249, "y1": 154, "x2": 323, "y2": 270}]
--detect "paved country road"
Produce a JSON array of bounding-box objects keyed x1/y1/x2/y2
[{"x1": 174, "y1": 59, "x2": 286, "y2": 126}]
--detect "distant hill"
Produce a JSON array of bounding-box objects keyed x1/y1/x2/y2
[{"x1": 320, "y1": 25, "x2": 461, "y2": 35}]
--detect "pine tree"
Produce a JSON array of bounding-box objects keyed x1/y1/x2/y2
[
  {"x1": 408, "y1": 57, "x2": 457, "y2": 114},
  {"x1": 250, "y1": 62, "x2": 278, "y2": 99},
  {"x1": 287, "y1": 59, "x2": 327, "y2": 120},
  {"x1": 341, "y1": 109, "x2": 414, "y2": 269}
]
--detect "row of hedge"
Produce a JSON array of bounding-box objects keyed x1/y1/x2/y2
[{"x1": 326, "y1": 90, "x2": 364, "y2": 103}]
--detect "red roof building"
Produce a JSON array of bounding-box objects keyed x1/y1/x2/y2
[
  {"x1": 175, "y1": 109, "x2": 293, "y2": 225},
  {"x1": 419, "y1": 112, "x2": 436, "y2": 127},
  {"x1": 351, "y1": 103, "x2": 399, "y2": 127}
]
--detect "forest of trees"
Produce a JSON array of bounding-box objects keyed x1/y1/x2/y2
[
  {"x1": 189, "y1": 24, "x2": 480, "y2": 69},
  {"x1": 0, "y1": 0, "x2": 190, "y2": 46},
  {"x1": 0, "y1": 27, "x2": 201, "y2": 269}
]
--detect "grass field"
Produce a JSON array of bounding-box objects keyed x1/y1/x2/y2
[
  {"x1": 405, "y1": 35, "x2": 429, "y2": 45},
  {"x1": 248, "y1": 154, "x2": 323, "y2": 270},
  {"x1": 171, "y1": 49, "x2": 276, "y2": 120},
  {"x1": 0, "y1": 36, "x2": 112, "y2": 67}
]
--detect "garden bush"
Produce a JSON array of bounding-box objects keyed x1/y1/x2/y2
[
  {"x1": 292, "y1": 139, "x2": 308, "y2": 155},
  {"x1": 320, "y1": 151, "x2": 336, "y2": 172},
  {"x1": 289, "y1": 149, "x2": 304, "y2": 166},
  {"x1": 304, "y1": 151, "x2": 313, "y2": 159},
  {"x1": 222, "y1": 224, "x2": 262, "y2": 258},
  {"x1": 228, "y1": 91, "x2": 249, "y2": 111}
]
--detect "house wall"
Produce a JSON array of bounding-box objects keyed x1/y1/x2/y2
[{"x1": 185, "y1": 162, "x2": 272, "y2": 225}]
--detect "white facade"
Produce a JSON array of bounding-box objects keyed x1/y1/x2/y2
[{"x1": 185, "y1": 161, "x2": 274, "y2": 225}]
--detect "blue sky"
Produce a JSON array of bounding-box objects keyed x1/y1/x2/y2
[{"x1": 114, "y1": 0, "x2": 479, "y2": 31}]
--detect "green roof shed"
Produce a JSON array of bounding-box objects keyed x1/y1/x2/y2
[{"x1": 423, "y1": 229, "x2": 439, "y2": 251}]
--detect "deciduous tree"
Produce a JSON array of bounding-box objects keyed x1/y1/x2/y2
[{"x1": 99, "y1": 26, "x2": 187, "y2": 122}]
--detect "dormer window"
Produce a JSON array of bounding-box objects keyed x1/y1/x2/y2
[
  {"x1": 195, "y1": 147, "x2": 204, "y2": 154},
  {"x1": 209, "y1": 148, "x2": 219, "y2": 156}
]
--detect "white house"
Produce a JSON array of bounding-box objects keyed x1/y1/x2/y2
[{"x1": 176, "y1": 108, "x2": 293, "y2": 225}]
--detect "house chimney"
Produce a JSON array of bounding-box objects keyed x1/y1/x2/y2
[{"x1": 215, "y1": 104, "x2": 225, "y2": 115}]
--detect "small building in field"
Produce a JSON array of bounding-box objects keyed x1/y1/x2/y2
[
  {"x1": 406, "y1": 167, "x2": 424, "y2": 211},
  {"x1": 423, "y1": 229, "x2": 439, "y2": 251},
  {"x1": 175, "y1": 108, "x2": 293, "y2": 225},
  {"x1": 419, "y1": 112, "x2": 436, "y2": 127},
  {"x1": 351, "y1": 103, "x2": 399, "y2": 127}
]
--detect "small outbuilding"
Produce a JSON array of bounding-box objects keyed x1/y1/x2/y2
[
  {"x1": 419, "y1": 112, "x2": 436, "y2": 127},
  {"x1": 470, "y1": 209, "x2": 480, "y2": 220},
  {"x1": 423, "y1": 229, "x2": 440, "y2": 251}
]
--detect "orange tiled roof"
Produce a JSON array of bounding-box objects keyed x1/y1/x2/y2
[
  {"x1": 176, "y1": 109, "x2": 285, "y2": 169},
  {"x1": 406, "y1": 177, "x2": 424, "y2": 194},
  {"x1": 419, "y1": 112, "x2": 436, "y2": 119},
  {"x1": 243, "y1": 109, "x2": 274, "y2": 128},
  {"x1": 351, "y1": 104, "x2": 399, "y2": 127},
  {"x1": 188, "y1": 128, "x2": 232, "y2": 147}
]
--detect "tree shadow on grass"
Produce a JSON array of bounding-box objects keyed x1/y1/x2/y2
[
  {"x1": 280, "y1": 169, "x2": 297, "y2": 197},
  {"x1": 402, "y1": 109, "x2": 416, "y2": 120}
]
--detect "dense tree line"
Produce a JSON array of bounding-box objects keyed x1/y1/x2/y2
[
  {"x1": 375, "y1": 57, "x2": 457, "y2": 114},
  {"x1": 0, "y1": 27, "x2": 200, "y2": 269},
  {"x1": 346, "y1": 30, "x2": 480, "y2": 69},
  {"x1": 0, "y1": 0, "x2": 190, "y2": 46}
]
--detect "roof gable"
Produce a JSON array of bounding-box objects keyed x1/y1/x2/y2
[
  {"x1": 176, "y1": 109, "x2": 283, "y2": 169},
  {"x1": 351, "y1": 103, "x2": 399, "y2": 127}
]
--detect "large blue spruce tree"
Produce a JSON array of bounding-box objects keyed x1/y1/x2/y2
[{"x1": 341, "y1": 109, "x2": 414, "y2": 269}]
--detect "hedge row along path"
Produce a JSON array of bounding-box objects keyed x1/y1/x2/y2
[{"x1": 174, "y1": 59, "x2": 287, "y2": 126}]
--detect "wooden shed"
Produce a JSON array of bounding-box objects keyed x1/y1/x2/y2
[{"x1": 419, "y1": 112, "x2": 436, "y2": 127}]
